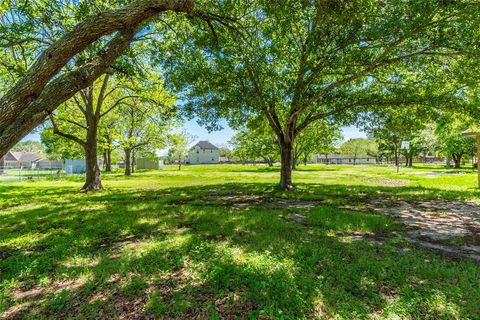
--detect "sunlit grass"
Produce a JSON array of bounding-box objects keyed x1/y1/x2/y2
[{"x1": 0, "y1": 164, "x2": 479, "y2": 319}]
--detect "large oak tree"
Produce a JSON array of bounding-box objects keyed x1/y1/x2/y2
[
  {"x1": 0, "y1": 0, "x2": 195, "y2": 156},
  {"x1": 158, "y1": 0, "x2": 480, "y2": 189}
]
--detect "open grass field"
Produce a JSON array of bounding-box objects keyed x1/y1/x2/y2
[{"x1": 1, "y1": 164, "x2": 479, "y2": 319}]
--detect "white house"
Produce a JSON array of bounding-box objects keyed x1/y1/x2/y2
[
  {"x1": 187, "y1": 141, "x2": 220, "y2": 164},
  {"x1": 317, "y1": 153, "x2": 377, "y2": 165},
  {"x1": 0, "y1": 151, "x2": 42, "y2": 169}
]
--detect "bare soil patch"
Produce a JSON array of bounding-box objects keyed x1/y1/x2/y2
[
  {"x1": 203, "y1": 194, "x2": 323, "y2": 209},
  {"x1": 363, "y1": 178, "x2": 410, "y2": 186},
  {"x1": 358, "y1": 199, "x2": 480, "y2": 263}
]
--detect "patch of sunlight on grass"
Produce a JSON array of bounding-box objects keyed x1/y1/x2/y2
[
  {"x1": 61, "y1": 255, "x2": 100, "y2": 269},
  {"x1": 1, "y1": 164, "x2": 480, "y2": 318},
  {"x1": 307, "y1": 206, "x2": 395, "y2": 233}
]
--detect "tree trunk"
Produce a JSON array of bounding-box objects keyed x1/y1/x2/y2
[
  {"x1": 82, "y1": 128, "x2": 102, "y2": 191},
  {"x1": 453, "y1": 154, "x2": 462, "y2": 169},
  {"x1": 103, "y1": 150, "x2": 108, "y2": 170},
  {"x1": 0, "y1": 156, "x2": 4, "y2": 175},
  {"x1": 105, "y1": 148, "x2": 112, "y2": 172},
  {"x1": 178, "y1": 156, "x2": 182, "y2": 170},
  {"x1": 279, "y1": 141, "x2": 294, "y2": 190},
  {"x1": 131, "y1": 150, "x2": 135, "y2": 174},
  {"x1": 292, "y1": 150, "x2": 299, "y2": 170},
  {"x1": 0, "y1": 0, "x2": 195, "y2": 157},
  {"x1": 124, "y1": 148, "x2": 131, "y2": 176}
]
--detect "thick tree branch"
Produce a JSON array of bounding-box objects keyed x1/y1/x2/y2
[
  {"x1": 0, "y1": 0, "x2": 195, "y2": 156},
  {"x1": 73, "y1": 96, "x2": 87, "y2": 116},
  {"x1": 0, "y1": 29, "x2": 136, "y2": 155},
  {"x1": 57, "y1": 117, "x2": 88, "y2": 130},
  {"x1": 100, "y1": 95, "x2": 140, "y2": 118},
  {"x1": 95, "y1": 74, "x2": 111, "y2": 120},
  {"x1": 49, "y1": 115, "x2": 86, "y2": 147},
  {"x1": 245, "y1": 63, "x2": 283, "y2": 138}
]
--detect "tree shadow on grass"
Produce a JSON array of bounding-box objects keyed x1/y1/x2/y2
[{"x1": 1, "y1": 182, "x2": 479, "y2": 318}]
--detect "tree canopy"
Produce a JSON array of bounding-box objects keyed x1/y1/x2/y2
[{"x1": 157, "y1": 0, "x2": 480, "y2": 189}]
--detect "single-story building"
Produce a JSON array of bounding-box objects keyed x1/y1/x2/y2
[
  {"x1": 187, "y1": 141, "x2": 220, "y2": 164},
  {"x1": 317, "y1": 154, "x2": 377, "y2": 165},
  {"x1": 136, "y1": 158, "x2": 164, "y2": 170},
  {"x1": 0, "y1": 151, "x2": 43, "y2": 169},
  {"x1": 65, "y1": 159, "x2": 103, "y2": 174},
  {"x1": 65, "y1": 159, "x2": 87, "y2": 174}
]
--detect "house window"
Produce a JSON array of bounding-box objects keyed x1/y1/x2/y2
[
  {"x1": 196, "y1": 150, "x2": 199, "y2": 154},
  {"x1": 211, "y1": 150, "x2": 213, "y2": 153},
  {"x1": 212, "y1": 158, "x2": 214, "y2": 161},
  {"x1": 349, "y1": 159, "x2": 351, "y2": 162}
]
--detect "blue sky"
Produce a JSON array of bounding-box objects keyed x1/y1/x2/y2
[
  {"x1": 183, "y1": 120, "x2": 366, "y2": 146},
  {"x1": 23, "y1": 119, "x2": 366, "y2": 147}
]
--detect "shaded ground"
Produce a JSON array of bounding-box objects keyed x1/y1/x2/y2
[
  {"x1": 203, "y1": 194, "x2": 323, "y2": 209},
  {"x1": 193, "y1": 192, "x2": 480, "y2": 263},
  {"x1": 1, "y1": 165, "x2": 480, "y2": 319},
  {"x1": 347, "y1": 199, "x2": 480, "y2": 263}
]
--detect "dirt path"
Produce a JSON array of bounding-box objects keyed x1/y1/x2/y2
[{"x1": 363, "y1": 199, "x2": 480, "y2": 263}]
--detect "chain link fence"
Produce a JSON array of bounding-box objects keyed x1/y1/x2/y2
[{"x1": 0, "y1": 165, "x2": 65, "y2": 182}]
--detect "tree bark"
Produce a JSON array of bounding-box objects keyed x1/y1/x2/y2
[
  {"x1": 453, "y1": 154, "x2": 462, "y2": 169},
  {"x1": 106, "y1": 148, "x2": 112, "y2": 172},
  {"x1": 82, "y1": 89, "x2": 103, "y2": 191},
  {"x1": 279, "y1": 141, "x2": 294, "y2": 190},
  {"x1": 82, "y1": 129, "x2": 102, "y2": 191},
  {"x1": 0, "y1": 156, "x2": 4, "y2": 174},
  {"x1": 131, "y1": 150, "x2": 136, "y2": 174},
  {"x1": 124, "y1": 148, "x2": 131, "y2": 176},
  {"x1": 0, "y1": 30, "x2": 135, "y2": 157},
  {"x1": 103, "y1": 134, "x2": 113, "y2": 172},
  {"x1": 0, "y1": 0, "x2": 195, "y2": 157}
]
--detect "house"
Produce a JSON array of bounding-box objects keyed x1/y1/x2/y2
[
  {"x1": 0, "y1": 151, "x2": 42, "y2": 169},
  {"x1": 187, "y1": 141, "x2": 220, "y2": 164},
  {"x1": 317, "y1": 153, "x2": 377, "y2": 165},
  {"x1": 35, "y1": 159, "x2": 64, "y2": 170}
]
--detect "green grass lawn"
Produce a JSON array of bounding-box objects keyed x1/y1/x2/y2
[{"x1": 1, "y1": 164, "x2": 479, "y2": 319}]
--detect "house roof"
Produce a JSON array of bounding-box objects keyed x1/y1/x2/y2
[
  {"x1": 5, "y1": 151, "x2": 42, "y2": 162},
  {"x1": 191, "y1": 141, "x2": 218, "y2": 150}
]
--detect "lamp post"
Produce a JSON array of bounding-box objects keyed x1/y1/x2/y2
[{"x1": 463, "y1": 129, "x2": 480, "y2": 188}]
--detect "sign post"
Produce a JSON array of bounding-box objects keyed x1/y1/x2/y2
[{"x1": 463, "y1": 130, "x2": 480, "y2": 188}]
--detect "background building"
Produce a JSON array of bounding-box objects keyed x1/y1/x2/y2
[
  {"x1": 0, "y1": 151, "x2": 42, "y2": 168},
  {"x1": 317, "y1": 154, "x2": 377, "y2": 165},
  {"x1": 187, "y1": 141, "x2": 220, "y2": 164}
]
